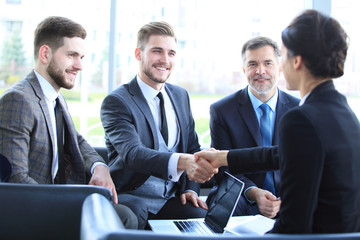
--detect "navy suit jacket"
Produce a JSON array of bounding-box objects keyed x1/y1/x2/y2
[
  {"x1": 227, "y1": 81, "x2": 360, "y2": 233},
  {"x1": 100, "y1": 77, "x2": 201, "y2": 194},
  {"x1": 210, "y1": 86, "x2": 299, "y2": 198}
]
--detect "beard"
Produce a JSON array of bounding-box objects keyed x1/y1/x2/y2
[
  {"x1": 141, "y1": 61, "x2": 171, "y2": 84},
  {"x1": 249, "y1": 75, "x2": 277, "y2": 95},
  {"x1": 47, "y1": 58, "x2": 74, "y2": 90}
]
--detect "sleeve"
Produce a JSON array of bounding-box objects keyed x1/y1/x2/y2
[
  {"x1": 227, "y1": 146, "x2": 280, "y2": 174},
  {"x1": 101, "y1": 93, "x2": 172, "y2": 180},
  {"x1": 76, "y1": 131, "x2": 106, "y2": 175},
  {"x1": 0, "y1": 90, "x2": 38, "y2": 183},
  {"x1": 271, "y1": 110, "x2": 324, "y2": 233}
]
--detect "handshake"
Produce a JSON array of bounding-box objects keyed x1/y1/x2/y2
[{"x1": 178, "y1": 149, "x2": 230, "y2": 183}]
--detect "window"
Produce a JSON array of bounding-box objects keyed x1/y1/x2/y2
[
  {"x1": 6, "y1": 0, "x2": 21, "y2": 4},
  {"x1": 1, "y1": 0, "x2": 356, "y2": 148}
]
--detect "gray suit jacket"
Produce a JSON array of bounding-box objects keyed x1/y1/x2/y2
[
  {"x1": 100, "y1": 77, "x2": 201, "y2": 194},
  {"x1": 0, "y1": 71, "x2": 104, "y2": 184}
]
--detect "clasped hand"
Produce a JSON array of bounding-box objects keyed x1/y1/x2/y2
[{"x1": 179, "y1": 148, "x2": 228, "y2": 183}]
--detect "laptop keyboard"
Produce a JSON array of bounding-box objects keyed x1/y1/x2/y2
[{"x1": 174, "y1": 220, "x2": 213, "y2": 234}]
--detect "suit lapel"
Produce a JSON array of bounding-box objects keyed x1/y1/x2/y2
[
  {"x1": 27, "y1": 72, "x2": 57, "y2": 178},
  {"x1": 164, "y1": 84, "x2": 186, "y2": 151},
  {"x1": 128, "y1": 78, "x2": 160, "y2": 149},
  {"x1": 237, "y1": 88, "x2": 262, "y2": 146}
]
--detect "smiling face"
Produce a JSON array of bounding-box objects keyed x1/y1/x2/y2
[
  {"x1": 136, "y1": 35, "x2": 176, "y2": 90},
  {"x1": 243, "y1": 45, "x2": 280, "y2": 101},
  {"x1": 47, "y1": 37, "x2": 84, "y2": 91}
]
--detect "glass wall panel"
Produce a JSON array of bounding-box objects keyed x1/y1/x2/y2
[
  {"x1": 0, "y1": 0, "x2": 311, "y2": 148},
  {"x1": 331, "y1": 0, "x2": 360, "y2": 120}
]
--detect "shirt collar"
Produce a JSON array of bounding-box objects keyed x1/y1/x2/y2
[
  {"x1": 299, "y1": 91, "x2": 311, "y2": 106},
  {"x1": 136, "y1": 74, "x2": 166, "y2": 101},
  {"x1": 34, "y1": 70, "x2": 59, "y2": 103},
  {"x1": 247, "y1": 86, "x2": 278, "y2": 112}
]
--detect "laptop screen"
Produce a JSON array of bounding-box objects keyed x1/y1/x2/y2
[{"x1": 204, "y1": 171, "x2": 244, "y2": 233}]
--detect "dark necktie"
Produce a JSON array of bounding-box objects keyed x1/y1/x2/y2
[
  {"x1": 157, "y1": 92, "x2": 168, "y2": 145},
  {"x1": 55, "y1": 98, "x2": 66, "y2": 184},
  {"x1": 259, "y1": 104, "x2": 275, "y2": 194}
]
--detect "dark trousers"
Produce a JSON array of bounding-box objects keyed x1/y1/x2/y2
[
  {"x1": 233, "y1": 196, "x2": 260, "y2": 216},
  {"x1": 118, "y1": 194, "x2": 207, "y2": 229}
]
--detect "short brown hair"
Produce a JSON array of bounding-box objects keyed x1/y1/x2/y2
[
  {"x1": 34, "y1": 16, "x2": 87, "y2": 59},
  {"x1": 137, "y1": 21, "x2": 176, "y2": 50}
]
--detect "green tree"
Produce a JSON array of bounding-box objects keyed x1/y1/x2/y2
[{"x1": 0, "y1": 28, "x2": 28, "y2": 85}]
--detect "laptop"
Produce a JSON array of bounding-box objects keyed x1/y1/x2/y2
[{"x1": 148, "y1": 171, "x2": 244, "y2": 235}]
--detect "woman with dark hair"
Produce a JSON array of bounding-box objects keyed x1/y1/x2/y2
[{"x1": 195, "y1": 9, "x2": 360, "y2": 233}]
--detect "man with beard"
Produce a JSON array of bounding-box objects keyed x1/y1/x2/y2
[
  {"x1": 100, "y1": 21, "x2": 215, "y2": 229},
  {"x1": 0, "y1": 16, "x2": 137, "y2": 229},
  {"x1": 207, "y1": 37, "x2": 299, "y2": 218}
]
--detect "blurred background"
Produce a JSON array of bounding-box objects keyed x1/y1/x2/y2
[{"x1": 0, "y1": 0, "x2": 359, "y2": 147}]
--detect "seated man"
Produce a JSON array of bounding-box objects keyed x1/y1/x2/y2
[
  {"x1": 0, "y1": 16, "x2": 137, "y2": 229},
  {"x1": 208, "y1": 37, "x2": 299, "y2": 218},
  {"x1": 101, "y1": 21, "x2": 214, "y2": 229}
]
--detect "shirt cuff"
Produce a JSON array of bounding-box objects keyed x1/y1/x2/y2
[
  {"x1": 244, "y1": 186, "x2": 256, "y2": 204},
  {"x1": 168, "y1": 153, "x2": 183, "y2": 182},
  {"x1": 91, "y1": 162, "x2": 108, "y2": 174},
  {"x1": 184, "y1": 190, "x2": 198, "y2": 197}
]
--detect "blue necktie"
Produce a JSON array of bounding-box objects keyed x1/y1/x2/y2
[{"x1": 259, "y1": 104, "x2": 275, "y2": 194}]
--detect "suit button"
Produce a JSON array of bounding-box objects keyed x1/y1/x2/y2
[{"x1": 169, "y1": 175, "x2": 172, "y2": 180}]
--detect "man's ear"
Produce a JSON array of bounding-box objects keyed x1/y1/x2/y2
[
  {"x1": 135, "y1": 48, "x2": 142, "y2": 61},
  {"x1": 39, "y1": 45, "x2": 51, "y2": 64}
]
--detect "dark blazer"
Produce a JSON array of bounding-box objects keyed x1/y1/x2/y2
[
  {"x1": 209, "y1": 86, "x2": 299, "y2": 198},
  {"x1": 227, "y1": 81, "x2": 360, "y2": 233},
  {"x1": 100, "y1": 77, "x2": 201, "y2": 194},
  {"x1": 0, "y1": 71, "x2": 104, "y2": 184}
]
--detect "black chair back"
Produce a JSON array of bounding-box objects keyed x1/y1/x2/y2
[
  {"x1": 0, "y1": 183, "x2": 112, "y2": 240},
  {"x1": 0, "y1": 153, "x2": 11, "y2": 182}
]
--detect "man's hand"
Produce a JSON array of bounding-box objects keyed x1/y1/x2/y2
[
  {"x1": 194, "y1": 149, "x2": 229, "y2": 169},
  {"x1": 177, "y1": 154, "x2": 218, "y2": 183},
  {"x1": 89, "y1": 164, "x2": 118, "y2": 204},
  {"x1": 180, "y1": 191, "x2": 208, "y2": 210},
  {"x1": 246, "y1": 188, "x2": 281, "y2": 218}
]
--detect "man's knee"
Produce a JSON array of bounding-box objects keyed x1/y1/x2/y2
[
  {"x1": 113, "y1": 203, "x2": 138, "y2": 229},
  {"x1": 118, "y1": 195, "x2": 149, "y2": 229}
]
